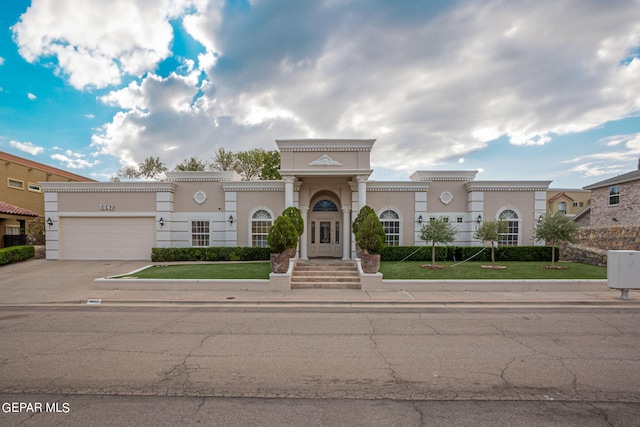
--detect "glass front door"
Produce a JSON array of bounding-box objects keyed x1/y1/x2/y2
[{"x1": 309, "y1": 216, "x2": 342, "y2": 257}]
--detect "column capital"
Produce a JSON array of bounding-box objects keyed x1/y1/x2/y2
[
  {"x1": 341, "y1": 206, "x2": 351, "y2": 213},
  {"x1": 300, "y1": 205, "x2": 309, "y2": 213},
  {"x1": 356, "y1": 175, "x2": 369, "y2": 183},
  {"x1": 282, "y1": 175, "x2": 296, "y2": 184}
]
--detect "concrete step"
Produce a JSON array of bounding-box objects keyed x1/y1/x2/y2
[
  {"x1": 291, "y1": 260, "x2": 360, "y2": 290},
  {"x1": 291, "y1": 277, "x2": 360, "y2": 283}
]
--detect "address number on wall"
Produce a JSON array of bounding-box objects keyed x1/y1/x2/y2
[{"x1": 100, "y1": 204, "x2": 115, "y2": 211}]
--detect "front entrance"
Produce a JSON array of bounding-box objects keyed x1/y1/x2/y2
[{"x1": 308, "y1": 199, "x2": 342, "y2": 258}]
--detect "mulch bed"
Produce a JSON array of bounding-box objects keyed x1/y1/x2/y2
[
  {"x1": 542, "y1": 265, "x2": 568, "y2": 269},
  {"x1": 480, "y1": 265, "x2": 507, "y2": 269},
  {"x1": 421, "y1": 264, "x2": 446, "y2": 269}
]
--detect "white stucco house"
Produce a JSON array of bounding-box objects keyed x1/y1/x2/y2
[{"x1": 41, "y1": 139, "x2": 551, "y2": 260}]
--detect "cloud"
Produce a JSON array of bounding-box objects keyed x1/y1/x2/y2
[
  {"x1": 0, "y1": 56, "x2": 4, "y2": 65},
  {"x1": 11, "y1": 0, "x2": 196, "y2": 89},
  {"x1": 27, "y1": 92, "x2": 36, "y2": 100},
  {"x1": 9, "y1": 140, "x2": 44, "y2": 155},
  {"x1": 15, "y1": 0, "x2": 640, "y2": 177},
  {"x1": 564, "y1": 132, "x2": 640, "y2": 176},
  {"x1": 51, "y1": 150, "x2": 100, "y2": 169}
]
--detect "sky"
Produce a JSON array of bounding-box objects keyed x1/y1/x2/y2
[{"x1": 1, "y1": 0, "x2": 640, "y2": 187}]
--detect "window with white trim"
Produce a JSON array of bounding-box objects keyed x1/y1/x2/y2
[
  {"x1": 191, "y1": 221, "x2": 210, "y2": 247},
  {"x1": 609, "y1": 186, "x2": 620, "y2": 205},
  {"x1": 380, "y1": 209, "x2": 400, "y2": 246},
  {"x1": 498, "y1": 209, "x2": 519, "y2": 246},
  {"x1": 558, "y1": 202, "x2": 567, "y2": 214},
  {"x1": 252, "y1": 209, "x2": 272, "y2": 247}
]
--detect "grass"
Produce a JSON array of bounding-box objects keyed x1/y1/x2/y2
[
  {"x1": 379, "y1": 261, "x2": 607, "y2": 280},
  {"x1": 119, "y1": 262, "x2": 271, "y2": 280},
  {"x1": 116, "y1": 260, "x2": 607, "y2": 281}
]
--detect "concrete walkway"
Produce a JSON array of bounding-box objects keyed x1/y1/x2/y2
[{"x1": 0, "y1": 259, "x2": 637, "y2": 306}]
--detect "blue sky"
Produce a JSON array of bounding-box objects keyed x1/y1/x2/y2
[{"x1": 1, "y1": 0, "x2": 640, "y2": 187}]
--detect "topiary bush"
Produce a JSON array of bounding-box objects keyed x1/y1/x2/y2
[
  {"x1": 282, "y1": 207, "x2": 304, "y2": 237},
  {"x1": 267, "y1": 215, "x2": 299, "y2": 253},
  {"x1": 355, "y1": 212, "x2": 386, "y2": 254},
  {"x1": 0, "y1": 245, "x2": 35, "y2": 265}
]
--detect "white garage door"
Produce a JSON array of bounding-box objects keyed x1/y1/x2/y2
[{"x1": 60, "y1": 217, "x2": 156, "y2": 260}]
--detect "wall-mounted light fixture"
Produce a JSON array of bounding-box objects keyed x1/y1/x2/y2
[
  {"x1": 417, "y1": 215, "x2": 423, "y2": 225},
  {"x1": 47, "y1": 217, "x2": 53, "y2": 228},
  {"x1": 477, "y1": 215, "x2": 482, "y2": 224},
  {"x1": 159, "y1": 217, "x2": 164, "y2": 228},
  {"x1": 538, "y1": 214, "x2": 544, "y2": 222},
  {"x1": 229, "y1": 215, "x2": 234, "y2": 224}
]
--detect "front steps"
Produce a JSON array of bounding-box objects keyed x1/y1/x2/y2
[{"x1": 291, "y1": 259, "x2": 361, "y2": 289}]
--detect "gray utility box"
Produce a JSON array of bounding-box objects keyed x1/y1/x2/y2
[{"x1": 607, "y1": 250, "x2": 640, "y2": 300}]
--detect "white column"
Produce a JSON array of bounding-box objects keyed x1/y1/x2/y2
[
  {"x1": 300, "y1": 206, "x2": 309, "y2": 260},
  {"x1": 284, "y1": 176, "x2": 295, "y2": 208},
  {"x1": 342, "y1": 206, "x2": 351, "y2": 260},
  {"x1": 357, "y1": 175, "x2": 368, "y2": 210}
]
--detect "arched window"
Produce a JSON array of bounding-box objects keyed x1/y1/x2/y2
[
  {"x1": 312, "y1": 200, "x2": 338, "y2": 211},
  {"x1": 251, "y1": 209, "x2": 272, "y2": 247},
  {"x1": 498, "y1": 209, "x2": 519, "y2": 246},
  {"x1": 380, "y1": 209, "x2": 400, "y2": 246}
]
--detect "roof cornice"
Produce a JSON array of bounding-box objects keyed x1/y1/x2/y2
[
  {"x1": 466, "y1": 181, "x2": 552, "y2": 192},
  {"x1": 39, "y1": 182, "x2": 176, "y2": 193},
  {"x1": 366, "y1": 182, "x2": 430, "y2": 192},
  {"x1": 165, "y1": 171, "x2": 241, "y2": 182},
  {"x1": 276, "y1": 139, "x2": 376, "y2": 152},
  {"x1": 223, "y1": 181, "x2": 285, "y2": 192}
]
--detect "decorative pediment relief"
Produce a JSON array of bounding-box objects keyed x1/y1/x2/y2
[{"x1": 308, "y1": 154, "x2": 342, "y2": 166}]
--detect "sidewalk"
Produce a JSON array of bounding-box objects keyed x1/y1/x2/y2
[{"x1": 0, "y1": 259, "x2": 637, "y2": 307}]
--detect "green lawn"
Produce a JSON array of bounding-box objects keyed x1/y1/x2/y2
[
  {"x1": 380, "y1": 261, "x2": 607, "y2": 280},
  {"x1": 116, "y1": 261, "x2": 606, "y2": 281},
  {"x1": 120, "y1": 262, "x2": 272, "y2": 280}
]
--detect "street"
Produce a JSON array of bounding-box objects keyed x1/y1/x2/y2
[{"x1": 1, "y1": 305, "x2": 639, "y2": 426}]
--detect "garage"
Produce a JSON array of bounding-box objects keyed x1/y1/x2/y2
[{"x1": 60, "y1": 217, "x2": 156, "y2": 260}]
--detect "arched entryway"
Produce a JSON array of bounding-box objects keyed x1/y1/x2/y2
[{"x1": 308, "y1": 193, "x2": 342, "y2": 258}]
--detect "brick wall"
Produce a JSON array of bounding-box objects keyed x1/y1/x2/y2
[
  {"x1": 589, "y1": 180, "x2": 640, "y2": 227},
  {"x1": 560, "y1": 225, "x2": 640, "y2": 266}
]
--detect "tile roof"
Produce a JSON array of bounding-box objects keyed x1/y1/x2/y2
[
  {"x1": 548, "y1": 192, "x2": 574, "y2": 202},
  {"x1": 583, "y1": 168, "x2": 640, "y2": 190},
  {"x1": 0, "y1": 201, "x2": 39, "y2": 217}
]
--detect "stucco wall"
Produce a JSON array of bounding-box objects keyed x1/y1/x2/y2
[
  {"x1": 589, "y1": 180, "x2": 640, "y2": 226},
  {"x1": 58, "y1": 192, "x2": 156, "y2": 212},
  {"x1": 172, "y1": 182, "x2": 226, "y2": 212}
]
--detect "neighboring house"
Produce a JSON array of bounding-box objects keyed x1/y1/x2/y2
[
  {"x1": 0, "y1": 201, "x2": 39, "y2": 247},
  {"x1": 546, "y1": 189, "x2": 591, "y2": 217},
  {"x1": 41, "y1": 139, "x2": 551, "y2": 261},
  {"x1": 583, "y1": 163, "x2": 640, "y2": 227},
  {"x1": 0, "y1": 151, "x2": 95, "y2": 248}
]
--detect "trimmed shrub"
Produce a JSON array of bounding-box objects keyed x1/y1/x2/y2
[
  {"x1": 151, "y1": 246, "x2": 271, "y2": 262},
  {"x1": 267, "y1": 215, "x2": 299, "y2": 253},
  {"x1": 380, "y1": 246, "x2": 558, "y2": 262},
  {"x1": 0, "y1": 245, "x2": 35, "y2": 266}
]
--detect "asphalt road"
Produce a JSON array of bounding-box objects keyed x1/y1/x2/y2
[{"x1": 1, "y1": 305, "x2": 639, "y2": 426}]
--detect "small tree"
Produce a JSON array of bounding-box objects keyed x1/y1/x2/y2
[
  {"x1": 534, "y1": 212, "x2": 579, "y2": 266},
  {"x1": 352, "y1": 205, "x2": 377, "y2": 236},
  {"x1": 267, "y1": 215, "x2": 299, "y2": 253},
  {"x1": 419, "y1": 217, "x2": 457, "y2": 267},
  {"x1": 174, "y1": 156, "x2": 209, "y2": 171},
  {"x1": 474, "y1": 220, "x2": 508, "y2": 264},
  {"x1": 355, "y1": 213, "x2": 386, "y2": 254},
  {"x1": 282, "y1": 207, "x2": 304, "y2": 237}
]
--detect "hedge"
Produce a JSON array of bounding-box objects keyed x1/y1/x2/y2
[
  {"x1": 0, "y1": 245, "x2": 35, "y2": 266},
  {"x1": 151, "y1": 246, "x2": 271, "y2": 262},
  {"x1": 379, "y1": 245, "x2": 559, "y2": 262}
]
